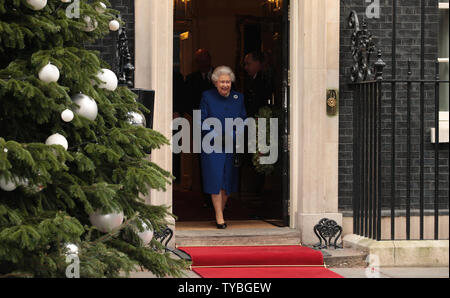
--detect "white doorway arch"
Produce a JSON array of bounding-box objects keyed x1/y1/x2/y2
[{"x1": 134, "y1": 0, "x2": 341, "y2": 245}]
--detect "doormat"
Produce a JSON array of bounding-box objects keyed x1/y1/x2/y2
[{"x1": 178, "y1": 245, "x2": 343, "y2": 278}]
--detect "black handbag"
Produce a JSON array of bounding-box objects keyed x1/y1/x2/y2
[{"x1": 221, "y1": 134, "x2": 244, "y2": 168}]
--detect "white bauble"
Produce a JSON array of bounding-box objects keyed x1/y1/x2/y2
[
  {"x1": 89, "y1": 210, "x2": 124, "y2": 233},
  {"x1": 64, "y1": 243, "x2": 79, "y2": 256},
  {"x1": 136, "y1": 221, "x2": 153, "y2": 246},
  {"x1": 96, "y1": 69, "x2": 118, "y2": 91},
  {"x1": 127, "y1": 111, "x2": 146, "y2": 127},
  {"x1": 72, "y1": 93, "x2": 98, "y2": 121},
  {"x1": 95, "y1": 2, "x2": 107, "y2": 13},
  {"x1": 0, "y1": 177, "x2": 17, "y2": 192},
  {"x1": 109, "y1": 20, "x2": 120, "y2": 31},
  {"x1": 17, "y1": 177, "x2": 29, "y2": 187},
  {"x1": 38, "y1": 63, "x2": 60, "y2": 83},
  {"x1": 61, "y1": 109, "x2": 74, "y2": 123},
  {"x1": 83, "y1": 16, "x2": 98, "y2": 32},
  {"x1": 45, "y1": 133, "x2": 68, "y2": 151},
  {"x1": 26, "y1": 0, "x2": 47, "y2": 10}
]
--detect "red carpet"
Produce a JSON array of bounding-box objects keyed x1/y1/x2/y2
[{"x1": 178, "y1": 245, "x2": 343, "y2": 278}]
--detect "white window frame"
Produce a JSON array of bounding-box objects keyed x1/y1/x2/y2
[{"x1": 433, "y1": 2, "x2": 449, "y2": 143}]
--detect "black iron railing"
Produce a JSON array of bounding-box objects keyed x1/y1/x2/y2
[
  {"x1": 115, "y1": 14, "x2": 135, "y2": 88},
  {"x1": 348, "y1": 9, "x2": 449, "y2": 241}
]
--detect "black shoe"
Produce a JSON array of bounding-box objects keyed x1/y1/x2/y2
[{"x1": 216, "y1": 222, "x2": 227, "y2": 229}]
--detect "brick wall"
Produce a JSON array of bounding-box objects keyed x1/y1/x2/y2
[
  {"x1": 339, "y1": 0, "x2": 449, "y2": 212},
  {"x1": 85, "y1": 0, "x2": 135, "y2": 73},
  {"x1": 84, "y1": 0, "x2": 448, "y2": 212}
]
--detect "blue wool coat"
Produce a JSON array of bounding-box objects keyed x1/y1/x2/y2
[{"x1": 200, "y1": 89, "x2": 247, "y2": 195}]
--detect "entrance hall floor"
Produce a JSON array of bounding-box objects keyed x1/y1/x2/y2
[{"x1": 175, "y1": 220, "x2": 300, "y2": 247}]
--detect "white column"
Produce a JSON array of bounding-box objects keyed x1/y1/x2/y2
[
  {"x1": 135, "y1": 0, "x2": 174, "y2": 226},
  {"x1": 290, "y1": 0, "x2": 341, "y2": 245}
]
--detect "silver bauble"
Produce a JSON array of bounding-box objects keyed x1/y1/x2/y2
[
  {"x1": 17, "y1": 177, "x2": 29, "y2": 187},
  {"x1": 61, "y1": 109, "x2": 74, "y2": 123},
  {"x1": 135, "y1": 220, "x2": 154, "y2": 246},
  {"x1": 83, "y1": 16, "x2": 98, "y2": 32},
  {"x1": 45, "y1": 133, "x2": 68, "y2": 151},
  {"x1": 127, "y1": 111, "x2": 146, "y2": 127},
  {"x1": 89, "y1": 210, "x2": 124, "y2": 233},
  {"x1": 64, "y1": 243, "x2": 79, "y2": 256},
  {"x1": 72, "y1": 93, "x2": 98, "y2": 121},
  {"x1": 95, "y1": 2, "x2": 107, "y2": 13},
  {"x1": 26, "y1": 0, "x2": 47, "y2": 10},
  {"x1": 0, "y1": 176, "x2": 17, "y2": 192},
  {"x1": 109, "y1": 20, "x2": 120, "y2": 31},
  {"x1": 96, "y1": 69, "x2": 118, "y2": 91},
  {"x1": 38, "y1": 63, "x2": 60, "y2": 83}
]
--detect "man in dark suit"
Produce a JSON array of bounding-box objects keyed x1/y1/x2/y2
[
  {"x1": 185, "y1": 49, "x2": 215, "y2": 115},
  {"x1": 185, "y1": 49, "x2": 215, "y2": 208},
  {"x1": 243, "y1": 51, "x2": 274, "y2": 196},
  {"x1": 243, "y1": 51, "x2": 273, "y2": 117}
]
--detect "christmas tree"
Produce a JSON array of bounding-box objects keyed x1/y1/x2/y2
[{"x1": 0, "y1": 0, "x2": 189, "y2": 277}]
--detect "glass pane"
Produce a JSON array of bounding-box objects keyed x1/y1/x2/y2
[{"x1": 439, "y1": 9, "x2": 449, "y2": 111}]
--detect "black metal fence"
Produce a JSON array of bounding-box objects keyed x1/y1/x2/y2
[{"x1": 348, "y1": 9, "x2": 449, "y2": 241}]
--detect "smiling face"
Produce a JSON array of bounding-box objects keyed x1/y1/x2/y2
[{"x1": 214, "y1": 74, "x2": 232, "y2": 97}]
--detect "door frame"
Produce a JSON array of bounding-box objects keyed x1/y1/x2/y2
[{"x1": 135, "y1": 0, "x2": 342, "y2": 244}]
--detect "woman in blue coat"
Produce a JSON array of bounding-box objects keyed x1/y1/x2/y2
[{"x1": 200, "y1": 66, "x2": 247, "y2": 229}]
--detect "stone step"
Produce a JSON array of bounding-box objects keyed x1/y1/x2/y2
[
  {"x1": 174, "y1": 227, "x2": 368, "y2": 268},
  {"x1": 175, "y1": 227, "x2": 301, "y2": 247},
  {"x1": 320, "y1": 248, "x2": 369, "y2": 268}
]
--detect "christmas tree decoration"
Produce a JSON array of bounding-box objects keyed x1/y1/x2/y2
[
  {"x1": 26, "y1": 0, "x2": 47, "y2": 11},
  {"x1": 0, "y1": 176, "x2": 17, "y2": 192},
  {"x1": 135, "y1": 220, "x2": 153, "y2": 246},
  {"x1": 38, "y1": 63, "x2": 60, "y2": 83},
  {"x1": 95, "y1": 2, "x2": 107, "y2": 13},
  {"x1": 89, "y1": 210, "x2": 124, "y2": 233},
  {"x1": 61, "y1": 109, "x2": 74, "y2": 123},
  {"x1": 109, "y1": 20, "x2": 120, "y2": 32},
  {"x1": 83, "y1": 16, "x2": 98, "y2": 32},
  {"x1": 127, "y1": 111, "x2": 146, "y2": 127},
  {"x1": 17, "y1": 177, "x2": 29, "y2": 187},
  {"x1": 45, "y1": 133, "x2": 68, "y2": 151},
  {"x1": 96, "y1": 69, "x2": 118, "y2": 91},
  {"x1": 0, "y1": 0, "x2": 188, "y2": 278},
  {"x1": 72, "y1": 93, "x2": 98, "y2": 121},
  {"x1": 64, "y1": 243, "x2": 79, "y2": 256}
]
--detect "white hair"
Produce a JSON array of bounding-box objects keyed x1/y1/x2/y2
[{"x1": 211, "y1": 66, "x2": 236, "y2": 83}]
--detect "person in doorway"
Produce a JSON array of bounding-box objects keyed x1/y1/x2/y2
[
  {"x1": 243, "y1": 51, "x2": 273, "y2": 117},
  {"x1": 185, "y1": 49, "x2": 215, "y2": 115},
  {"x1": 243, "y1": 51, "x2": 273, "y2": 196},
  {"x1": 200, "y1": 66, "x2": 247, "y2": 229},
  {"x1": 185, "y1": 49, "x2": 216, "y2": 205}
]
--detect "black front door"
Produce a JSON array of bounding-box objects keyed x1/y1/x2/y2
[{"x1": 281, "y1": 0, "x2": 290, "y2": 227}]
